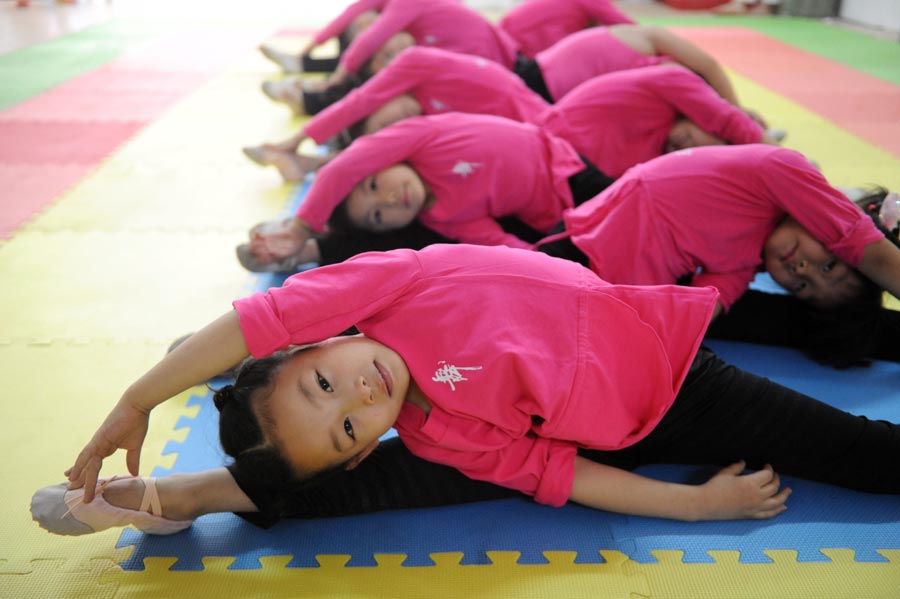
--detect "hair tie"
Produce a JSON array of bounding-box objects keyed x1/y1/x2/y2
[{"x1": 213, "y1": 384, "x2": 237, "y2": 412}]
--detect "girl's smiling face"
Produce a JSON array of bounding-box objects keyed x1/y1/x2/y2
[
  {"x1": 345, "y1": 164, "x2": 428, "y2": 232},
  {"x1": 762, "y1": 216, "x2": 864, "y2": 308},
  {"x1": 266, "y1": 336, "x2": 410, "y2": 478}
]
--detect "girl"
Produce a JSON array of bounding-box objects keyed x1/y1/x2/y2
[
  {"x1": 322, "y1": 0, "x2": 520, "y2": 90},
  {"x1": 247, "y1": 113, "x2": 612, "y2": 267},
  {"x1": 543, "y1": 145, "x2": 900, "y2": 315},
  {"x1": 259, "y1": 0, "x2": 384, "y2": 74},
  {"x1": 499, "y1": 0, "x2": 635, "y2": 58},
  {"x1": 246, "y1": 45, "x2": 551, "y2": 175},
  {"x1": 246, "y1": 58, "x2": 773, "y2": 183},
  {"x1": 535, "y1": 65, "x2": 772, "y2": 178},
  {"x1": 529, "y1": 24, "x2": 749, "y2": 106},
  {"x1": 38, "y1": 244, "x2": 900, "y2": 536}
]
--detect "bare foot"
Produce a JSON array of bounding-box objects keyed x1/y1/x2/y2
[
  {"x1": 261, "y1": 79, "x2": 304, "y2": 115},
  {"x1": 259, "y1": 44, "x2": 302, "y2": 73},
  {"x1": 242, "y1": 145, "x2": 321, "y2": 182}
]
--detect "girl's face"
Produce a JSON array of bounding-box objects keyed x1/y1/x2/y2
[
  {"x1": 762, "y1": 217, "x2": 864, "y2": 308},
  {"x1": 369, "y1": 32, "x2": 415, "y2": 74},
  {"x1": 664, "y1": 120, "x2": 726, "y2": 154},
  {"x1": 364, "y1": 94, "x2": 423, "y2": 135},
  {"x1": 345, "y1": 164, "x2": 428, "y2": 231},
  {"x1": 267, "y1": 336, "x2": 410, "y2": 477}
]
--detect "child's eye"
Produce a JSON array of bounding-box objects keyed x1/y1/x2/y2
[
  {"x1": 368, "y1": 178, "x2": 377, "y2": 191},
  {"x1": 316, "y1": 371, "x2": 333, "y2": 392},
  {"x1": 822, "y1": 260, "x2": 836, "y2": 273},
  {"x1": 344, "y1": 417, "x2": 355, "y2": 440}
]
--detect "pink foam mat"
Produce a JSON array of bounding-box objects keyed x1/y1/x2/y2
[
  {"x1": 0, "y1": 163, "x2": 87, "y2": 237},
  {"x1": 0, "y1": 120, "x2": 146, "y2": 165},
  {"x1": 671, "y1": 26, "x2": 900, "y2": 157}
]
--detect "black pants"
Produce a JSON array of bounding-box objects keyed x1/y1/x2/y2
[
  {"x1": 302, "y1": 79, "x2": 357, "y2": 115},
  {"x1": 512, "y1": 53, "x2": 553, "y2": 103},
  {"x1": 230, "y1": 347, "x2": 900, "y2": 528},
  {"x1": 302, "y1": 56, "x2": 339, "y2": 73}
]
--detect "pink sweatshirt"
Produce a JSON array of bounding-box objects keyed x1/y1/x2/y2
[
  {"x1": 234, "y1": 244, "x2": 718, "y2": 506},
  {"x1": 500, "y1": 0, "x2": 635, "y2": 58},
  {"x1": 297, "y1": 113, "x2": 585, "y2": 249},
  {"x1": 536, "y1": 28, "x2": 670, "y2": 100},
  {"x1": 304, "y1": 47, "x2": 549, "y2": 145},
  {"x1": 536, "y1": 66, "x2": 764, "y2": 178},
  {"x1": 340, "y1": 0, "x2": 520, "y2": 74},
  {"x1": 312, "y1": 0, "x2": 388, "y2": 46},
  {"x1": 562, "y1": 145, "x2": 884, "y2": 310}
]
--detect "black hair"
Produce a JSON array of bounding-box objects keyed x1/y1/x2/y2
[
  {"x1": 326, "y1": 194, "x2": 358, "y2": 234},
  {"x1": 794, "y1": 188, "x2": 899, "y2": 368},
  {"x1": 214, "y1": 348, "x2": 350, "y2": 492},
  {"x1": 213, "y1": 351, "x2": 297, "y2": 490}
]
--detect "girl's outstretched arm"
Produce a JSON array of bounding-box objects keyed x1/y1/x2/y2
[
  {"x1": 859, "y1": 237, "x2": 900, "y2": 301},
  {"x1": 643, "y1": 26, "x2": 740, "y2": 106},
  {"x1": 66, "y1": 311, "x2": 249, "y2": 503},
  {"x1": 569, "y1": 457, "x2": 790, "y2": 521}
]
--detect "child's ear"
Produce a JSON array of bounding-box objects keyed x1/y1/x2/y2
[{"x1": 345, "y1": 440, "x2": 379, "y2": 470}]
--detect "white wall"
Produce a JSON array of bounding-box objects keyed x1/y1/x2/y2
[{"x1": 840, "y1": 0, "x2": 900, "y2": 34}]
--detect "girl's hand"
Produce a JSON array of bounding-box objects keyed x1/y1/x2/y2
[
  {"x1": 697, "y1": 461, "x2": 791, "y2": 520},
  {"x1": 248, "y1": 217, "x2": 311, "y2": 263},
  {"x1": 65, "y1": 401, "x2": 151, "y2": 503}
]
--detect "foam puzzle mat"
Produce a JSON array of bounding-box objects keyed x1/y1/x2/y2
[{"x1": 2, "y1": 3, "x2": 900, "y2": 598}]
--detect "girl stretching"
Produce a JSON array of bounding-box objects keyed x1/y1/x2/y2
[
  {"x1": 245, "y1": 113, "x2": 613, "y2": 271},
  {"x1": 259, "y1": 0, "x2": 383, "y2": 74},
  {"x1": 35, "y1": 244, "x2": 900, "y2": 536},
  {"x1": 246, "y1": 55, "x2": 773, "y2": 184},
  {"x1": 246, "y1": 46, "x2": 551, "y2": 178},
  {"x1": 499, "y1": 0, "x2": 635, "y2": 57}
]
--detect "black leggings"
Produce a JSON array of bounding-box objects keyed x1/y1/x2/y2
[
  {"x1": 229, "y1": 347, "x2": 900, "y2": 528},
  {"x1": 512, "y1": 53, "x2": 553, "y2": 103}
]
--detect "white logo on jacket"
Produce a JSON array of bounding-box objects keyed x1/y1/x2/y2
[
  {"x1": 452, "y1": 161, "x2": 482, "y2": 178},
  {"x1": 430, "y1": 98, "x2": 451, "y2": 111},
  {"x1": 432, "y1": 361, "x2": 482, "y2": 390}
]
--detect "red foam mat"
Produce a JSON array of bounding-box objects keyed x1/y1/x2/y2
[
  {"x1": 671, "y1": 26, "x2": 900, "y2": 157},
  {"x1": 0, "y1": 120, "x2": 145, "y2": 165},
  {"x1": 0, "y1": 163, "x2": 87, "y2": 237}
]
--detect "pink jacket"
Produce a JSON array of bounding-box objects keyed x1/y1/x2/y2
[
  {"x1": 234, "y1": 244, "x2": 718, "y2": 506},
  {"x1": 340, "y1": 0, "x2": 519, "y2": 74},
  {"x1": 312, "y1": 0, "x2": 388, "y2": 46},
  {"x1": 536, "y1": 28, "x2": 670, "y2": 100},
  {"x1": 563, "y1": 145, "x2": 884, "y2": 309},
  {"x1": 537, "y1": 66, "x2": 763, "y2": 177},
  {"x1": 304, "y1": 47, "x2": 549, "y2": 145},
  {"x1": 500, "y1": 0, "x2": 634, "y2": 57},
  {"x1": 297, "y1": 114, "x2": 585, "y2": 249}
]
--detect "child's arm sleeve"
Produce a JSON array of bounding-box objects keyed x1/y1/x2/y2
[
  {"x1": 304, "y1": 48, "x2": 428, "y2": 144},
  {"x1": 656, "y1": 68, "x2": 763, "y2": 144},
  {"x1": 296, "y1": 118, "x2": 433, "y2": 231}
]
